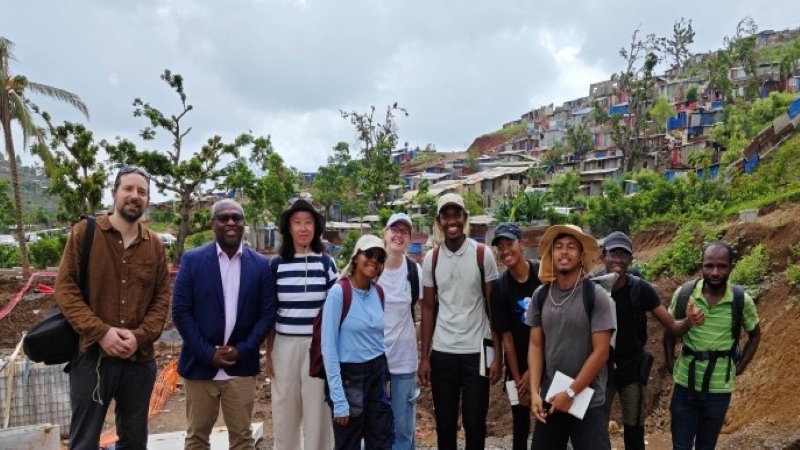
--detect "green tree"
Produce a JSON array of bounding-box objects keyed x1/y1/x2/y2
[
  {"x1": 564, "y1": 123, "x2": 594, "y2": 157},
  {"x1": 605, "y1": 27, "x2": 660, "y2": 171},
  {"x1": 0, "y1": 37, "x2": 89, "y2": 275},
  {"x1": 584, "y1": 179, "x2": 634, "y2": 236},
  {"x1": 649, "y1": 95, "x2": 676, "y2": 133},
  {"x1": 37, "y1": 117, "x2": 106, "y2": 219},
  {"x1": 549, "y1": 170, "x2": 583, "y2": 207},
  {"x1": 463, "y1": 191, "x2": 484, "y2": 216},
  {"x1": 465, "y1": 148, "x2": 480, "y2": 172},
  {"x1": 103, "y1": 70, "x2": 268, "y2": 264},
  {"x1": 653, "y1": 17, "x2": 696, "y2": 69},
  {"x1": 311, "y1": 142, "x2": 351, "y2": 220},
  {"x1": 0, "y1": 179, "x2": 14, "y2": 228},
  {"x1": 340, "y1": 103, "x2": 407, "y2": 209}
]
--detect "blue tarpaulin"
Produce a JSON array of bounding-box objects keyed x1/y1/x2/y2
[
  {"x1": 609, "y1": 104, "x2": 629, "y2": 116},
  {"x1": 744, "y1": 153, "x2": 760, "y2": 173},
  {"x1": 667, "y1": 116, "x2": 684, "y2": 131},
  {"x1": 573, "y1": 107, "x2": 593, "y2": 116},
  {"x1": 699, "y1": 112, "x2": 718, "y2": 126},
  {"x1": 711, "y1": 101, "x2": 724, "y2": 110},
  {"x1": 788, "y1": 98, "x2": 800, "y2": 119}
]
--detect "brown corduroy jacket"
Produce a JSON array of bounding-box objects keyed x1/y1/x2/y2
[{"x1": 54, "y1": 213, "x2": 171, "y2": 362}]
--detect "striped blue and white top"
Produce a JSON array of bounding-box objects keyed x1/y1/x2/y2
[{"x1": 271, "y1": 252, "x2": 338, "y2": 336}]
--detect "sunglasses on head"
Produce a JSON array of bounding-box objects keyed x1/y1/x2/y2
[
  {"x1": 214, "y1": 213, "x2": 245, "y2": 224},
  {"x1": 361, "y1": 249, "x2": 386, "y2": 264},
  {"x1": 118, "y1": 166, "x2": 151, "y2": 182}
]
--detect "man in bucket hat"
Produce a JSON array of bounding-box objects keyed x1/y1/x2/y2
[
  {"x1": 265, "y1": 198, "x2": 337, "y2": 449},
  {"x1": 525, "y1": 224, "x2": 615, "y2": 449},
  {"x1": 418, "y1": 193, "x2": 500, "y2": 450}
]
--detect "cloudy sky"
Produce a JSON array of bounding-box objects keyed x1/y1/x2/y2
[{"x1": 4, "y1": 1, "x2": 798, "y2": 181}]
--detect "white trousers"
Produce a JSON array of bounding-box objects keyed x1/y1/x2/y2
[{"x1": 270, "y1": 334, "x2": 333, "y2": 450}]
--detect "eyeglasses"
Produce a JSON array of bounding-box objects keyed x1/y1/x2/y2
[
  {"x1": 118, "y1": 166, "x2": 151, "y2": 182},
  {"x1": 361, "y1": 249, "x2": 387, "y2": 264},
  {"x1": 389, "y1": 226, "x2": 410, "y2": 238},
  {"x1": 604, "y1": 250, "x2": 632, "y2": 261},
  {"x1": 214, "y1": 213, "x2": 245, "y2": 224}
]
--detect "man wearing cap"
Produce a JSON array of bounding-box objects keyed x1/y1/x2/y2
[
  {"x1": 525, "y1": 225, "x2": 615, "y2": 449},
  {"x1": 490, "y1": 222, "x2": 542, "y2": 450},
  {"x1": 418, "y1": 193, "x2": 500, "y2": 450},
  {"x1": 265, "y1": 199, "x2": 337, "y2": 449},
  {"x1": 601, "y1": 231, "x2": 695, "y2": 450}
]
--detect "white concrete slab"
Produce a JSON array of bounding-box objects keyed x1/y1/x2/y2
[
  {"x1": 0, "y1": 424, "x2": 62, "y2": 450},
  {"x1": 147, "y1": 422, "x2": 264, "y2": 449}
]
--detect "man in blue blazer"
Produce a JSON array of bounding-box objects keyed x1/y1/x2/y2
[{"x1": 172, "y1": 199, "x2": 276, "y2": 450}]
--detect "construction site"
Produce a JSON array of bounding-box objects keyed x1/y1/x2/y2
[{"x1": 1, "y1": 197, "x2": 799, "y2": 449}]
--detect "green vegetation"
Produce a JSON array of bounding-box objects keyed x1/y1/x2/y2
[
  {"x1": 0, "y1": 245, "x2": 20, "y2": 269},
  {"x1": 730, "y1": 244, "x2": 768, "y2": 285},
  {"x1": 787, "y1": 264, "x2": 800, "y2": 290},
  {"x1": 643, "y1": 225, "x2": 702, "y2": 279},
  {"x1": 28, "y1": 235, "x2": 67, "y2": 269},
  {"x1": 490, "y1": 123, "x2": 527, "y2": 140}
]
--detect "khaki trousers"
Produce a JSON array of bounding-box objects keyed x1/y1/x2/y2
[
  {"x1": 270, "y1": 334, "x2": 333, "y2": 450},
  {"x1": 184, "y1": 376, "x2": 257, "y2": 450}
]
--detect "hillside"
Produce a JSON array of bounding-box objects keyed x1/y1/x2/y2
[
  {"x1": 0, "y1": 162, "x2": 61, "y2": 223},
  {"x1": 628, "y1": 135, "x2": 800, "y2": 448}
]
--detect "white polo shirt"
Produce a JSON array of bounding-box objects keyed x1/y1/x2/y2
[{"x1": 422, "y1": 238, "x2": 499, "y2": 354}]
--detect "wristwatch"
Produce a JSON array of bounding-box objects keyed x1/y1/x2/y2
[{"x1": 566, "y1": 387, "x2": 576, "y2": 399}]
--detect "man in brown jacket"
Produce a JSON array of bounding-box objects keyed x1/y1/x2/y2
[{"x1": 55, "y1": 166, "x2": 171, "y2": 450}]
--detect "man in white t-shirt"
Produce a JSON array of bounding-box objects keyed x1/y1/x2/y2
[{"x1": 418, "y1": 194, "x2": 500, "y2": 450}]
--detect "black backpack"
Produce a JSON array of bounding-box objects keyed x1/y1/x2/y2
[
  {"x1": 406, "y1": 256, "x2": 421, "y2": 321},
  {"x1": 534, "y1": 277, "x2": 598, "y2": 321}
]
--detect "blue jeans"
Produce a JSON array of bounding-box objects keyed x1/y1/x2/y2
[
  {"x1": 390, "y1": 372, "x2": 418, "y2": 450},
  {"x1": 670, "y1": 383, "x2": 731, "y2": 450}
]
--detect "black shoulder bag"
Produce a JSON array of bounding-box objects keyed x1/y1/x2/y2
[{"x1": 23, "y1": 216, "x2": 96, "y2": 366}]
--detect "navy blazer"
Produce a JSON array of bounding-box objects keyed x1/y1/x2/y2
[{"x1": 172, "y1": 243, "x2": 276, "y2": 380}]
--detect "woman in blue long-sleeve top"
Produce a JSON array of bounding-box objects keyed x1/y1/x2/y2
[{"x1": 322, "y1": 234, "x2": 394, "y2": 449}]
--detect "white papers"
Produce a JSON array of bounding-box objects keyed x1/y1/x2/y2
[
  {"x1": 505, "y1": 380, "x2": 519, "y2": 406},
  {"x1": 544, "y1": 371, "x2": 594, "y2": 420},
  {"x1": 479, "y1": 338, "x2": 494, "y2": 377}
]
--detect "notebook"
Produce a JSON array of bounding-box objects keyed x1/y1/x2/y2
[{"x1": 544, "y1": 371, "x2": 595, "y2": 420}]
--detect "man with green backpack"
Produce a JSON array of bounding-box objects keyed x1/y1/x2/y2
[{"x1": 665, "y1": 241, "x2": 761, "y2": 450}]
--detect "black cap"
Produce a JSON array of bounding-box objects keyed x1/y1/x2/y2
[
  {"x1": 602, "y1": 231, "x2": 633, "y2": 254},
  {"x1": 491, "y1": 222, "x2": 522, "y2": 246}
]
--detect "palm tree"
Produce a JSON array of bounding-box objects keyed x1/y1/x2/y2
[{"x1": 1, "y1": 37, "x2": 89, "y2": 274}]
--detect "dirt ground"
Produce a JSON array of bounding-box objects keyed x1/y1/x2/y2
[{"x1": 2, "y1": 202, "x2": 800, "y2": 448}]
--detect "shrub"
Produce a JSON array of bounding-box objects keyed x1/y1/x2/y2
[
  {"x1": 644, "y1": 226, "x2": 701, "y2": 279},
  {"x1": 337, "y1": 230, "x2": 361, "y2": 267},
  {"x1": 28, "y1": 237, "x2": 64, "y2": 269},
  {"x1": 786, "y1": 264, "x2": 800, "y2": 290},
  {"x1": 730, "y1": 244, "x2": 768, "y2": 285},
  {"x1": 0, "y1": 245, "x2": 21, "y2": 269}
]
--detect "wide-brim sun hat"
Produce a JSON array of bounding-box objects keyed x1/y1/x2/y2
[
  {"x1": 340, "y1": 234, "x2": 386, "y2": 280},
  {"x1": 537, "y1": 224, "x2": 599, "y2": 283},
  {"x1": 278, "y1": 198, "x2": 326, "y2": 239}
]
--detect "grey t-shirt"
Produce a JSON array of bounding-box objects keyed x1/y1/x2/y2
[{"x1": 526, "y1": 280, "x2": 616, "y2": 408}]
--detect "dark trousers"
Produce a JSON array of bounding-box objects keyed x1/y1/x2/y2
[
  {"x1": 328, "y1": 356, "x2": 394, "y2": 450},
  {"x1": 605, "y1": 380, "x2": 646, "y2": 450},
  {"x1": 511, "y1": 404, "x2": 531, "y2": 450},
  {"x1": 670, "y1": 383, "x2": 731, "y2": 450},
  {"x1": 530, "y1": 405, "x2": 611, "y2": 450},
  {"x1": 430, "y1": 350, "x2": 489, "y2": 450},
  {"x1": 68, "y1": 350, "x2": 157, "y2": 450}
]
